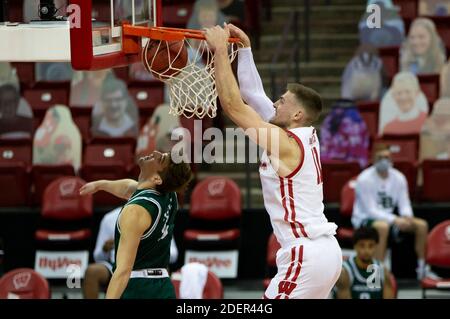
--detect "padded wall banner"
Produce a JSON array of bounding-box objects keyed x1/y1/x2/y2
[
  {"x1": 184, "y1": 250, "x2": 239, "y2": 279},
  {"x1": 34, "y1": 250, "x2": 89, "y2": 279}
]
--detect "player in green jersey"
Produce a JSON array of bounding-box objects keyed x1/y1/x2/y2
[
  {"x1": 80, "y1": 151, "x2": 192, "y2": 299},
  {"x1": 335, "y1": 227, "x2": 395, "y2": 299}
]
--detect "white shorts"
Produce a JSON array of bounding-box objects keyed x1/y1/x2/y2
[{"x1": 264, "y1": 235, "x2": 342, "y2": 299}]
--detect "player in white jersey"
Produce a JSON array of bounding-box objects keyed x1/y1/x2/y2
[{"x1": 205, "y1": 24, "x2": 342, "y2": 299}]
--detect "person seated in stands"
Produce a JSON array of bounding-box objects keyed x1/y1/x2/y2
[
  {"x1": 400, "y1": 18, "x2": 446, "y2": 75},
  {"x1": 91, "y1": 78, "x2": 139, "y2": 138},
  {"x1": 320, "y1": 99, "x2": 370, "y2": 168},
  {"x1": 441, "y1": 58, "x2": 450, "y2": 98},
  {"x1": 0, "y1": 71, "x2": 33, "y2": 139},
  {"x1": 33, "y1": 104, "x2": 82, "y2": 171},
  {"x1": 216, "y1": 0, "x2": 245, "y2": 25},
  {"x1": 379, "y1": 72, "x2": 429, "y2": 135},
  {"x1": 335, "y1": 227, "x2": 395, "y2": 299},
  {"x1": 35, "y1": 63, "x2": 73, "y2": 82},
  {"x1": 351, "y1": 144, "x2": 430, "y2": 280},
  {"x1": 188, "y1": 0, "x2": 226, "y2": 30},
  {"x1": 83, "y1": 207, "x2": 179, "y2": 299},
  {"x1": 70, "y1": 70, "x2": 115, "y2": 107},
  {"x1": 419, "y1": 0, "x2": 450, "y2": 16},
  {"x1": 420, "y1": 98, "x2": 450, "y2": 160}
]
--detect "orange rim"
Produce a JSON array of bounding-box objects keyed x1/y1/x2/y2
[{"x1": 123, "y1": 24, "x2": 241, "y2": 43}]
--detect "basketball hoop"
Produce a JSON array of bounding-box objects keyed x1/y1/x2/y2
[{"x1": 123, "y1": 25, "x2": 242, "y2": 119}]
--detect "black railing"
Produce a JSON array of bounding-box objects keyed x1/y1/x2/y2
[{"x1": 270, "y1": 10, "x2": 301, "y2": 100}]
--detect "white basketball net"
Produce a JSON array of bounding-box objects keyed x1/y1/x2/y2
[{"x1": 142, "y1": 38, "x2": 240, "y2": 118}]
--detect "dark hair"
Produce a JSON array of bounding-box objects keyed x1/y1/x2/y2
[
  {"x1": 155, "y1": 158, "x2": 193, "y2": 193},
  {"x1": 353, "y1": 227, "x2": 379, "y2": 245},
  {"x1": 372, "y1": 143, "x2": 391, "y2": 161},
  {"x1": 287, "y1": 83, "x2": 323, "y2": 124}
]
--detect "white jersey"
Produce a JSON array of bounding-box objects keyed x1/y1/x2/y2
[
  {"x1": 259, "y1": 127, "x2": 337, "y2": 246},
  {"x1": 351, "y1": 166, "x2": 413, "y2": 228}
]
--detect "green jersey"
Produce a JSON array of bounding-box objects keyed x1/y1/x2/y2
[
  {"x1": 114, "y1": 188, "x2": 178, "y2": 271},
  {"x1": 342, "y1": 256, "x2": 384, "y2": 299}
]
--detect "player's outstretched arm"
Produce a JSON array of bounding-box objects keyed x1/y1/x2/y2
[
  {"x1": 227, "y1": 23, "x2": 275, "y2": 122},
  {"x1": 79, "y1": 179, "x2": 138, "y2": 200},
  {"x1": 105, "y1": 205, "x2": 151, "y2": 299},
  {"x1": 335, "y1": 268, "x2": 351, "y2": 299},
  {"x1": 205, "y1": 26, "x2": 301, "y2": 177}
]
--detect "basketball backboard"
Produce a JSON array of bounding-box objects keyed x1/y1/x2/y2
[{"x1": 0, "y1": 0, "x2": 161, "y2": 70}]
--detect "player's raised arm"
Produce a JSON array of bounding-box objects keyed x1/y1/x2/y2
[
  {"x1": 227, "y1": 23, "x2": 276, "y2": 122},
  {"x1": 105, "y1": 205, "x2": 151, "y2": 299},
  {"x1": 205, "y1": 26, "x2": 301, "y2": 176},
  {"x1": 79, "y1": 179, "x2": 138, "y2": 200}
]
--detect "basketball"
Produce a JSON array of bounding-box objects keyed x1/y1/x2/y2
[{"x1": 144, "y1": 40, "x2": 188, "y2": 80}]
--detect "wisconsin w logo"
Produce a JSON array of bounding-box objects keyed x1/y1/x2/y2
[{"x1": 276, "y1": 281, "x2": 297, "y2": 299}]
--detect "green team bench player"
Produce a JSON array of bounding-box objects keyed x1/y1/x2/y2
[
  {"x1": 80, "y1": 151, "x2": 192, "y2": 299},
  {"x1": 335, "y1": 227, "x2": 395, "y2": 299}
]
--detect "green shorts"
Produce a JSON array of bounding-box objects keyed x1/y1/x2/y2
[
  {"x1": 360, "y1": 219, "x2": 376, "y2": 228},
  {"x1": 121, "y1": 277, "x2": 176, "y2": 299}
]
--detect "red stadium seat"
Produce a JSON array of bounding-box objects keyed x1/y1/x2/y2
[
  {"x1": 427, "y1": 16, "x2": 450, "y2": 52},
  {"x1": 0, "y1": 138, "x2": 32, "y2": 166},
  {"x1": 0, "y1": 268, "x2": 50, "y2": 299},
  {"x1": 183, "y1": 177, "x2": 242, "y2": 279},
  {"x1": 422, "y1": 160, "x2": 450, "y2": 201},
  {"x1": 374, "y1": 134, "x2": 419, "y2": 162},
  {"x1": 10, "y1": 63, "x2": 35, "y2": 89},
  {"x1": 393, "y1": 0, "x2": 418, "y2": 21},
  {"x1": 163, "y1": 3, "x2": 194, "y2": 28},
  {"x1": 32, "y1": 165, "x2": 76, "y2": 205},
  {"x1": 70, "y1": 107, "x2": 92, "y2": 143},
  {"x1": 35, "y1": 177, "x2": 92, "y2": 242},
  {"x1": 128, "y1": 81, "x2": 165, "y2": 120},
  {"x1": 113, "y1": 66, "x2": 129, "y2": 82},
  {"x1": 393, "y1": 161, "x2": 418, "y2": 199},
  {"x1": 421, "y1": 221, "x2": 450, "y2": 298},
  {"x1": 263, "y1": 233, "x2": 281, "y2": 289},
  {"x1": 0, "y1": 163, "x2": 31, "y2": 206},
  {"x1": 322, "y1": 161, "x2": 361, "y2": 203},
  {"x1": 378, "y1": 46, "x2": 400, "y2": 81},
  {"x1": 418, "y1": 74, "x2": 441, "y2": 107},
  {"x1": 80, "y1": 139, "x2": 134, "y2": 206},
  {"x1": 91, "y1": 0, "x2": 110, "y2": 22},
  {"x1": 171, "y1": 270, "x2": 224, "y2": 299},
  {"x1": 23, "y1": 85, "x2": 70, "y2": 117},
  {"x1": 356, "y1": 101, "x2": 380, "y2": 140},
  {"x1": 337, "y1": 178, "x2": 358, "y2": 244}
]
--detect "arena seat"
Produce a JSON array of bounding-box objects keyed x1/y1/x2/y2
[
  {"x1": 183, "y1": 177, "x2": 242, "y2": 279},
  {"x1": 163, "y1": 3, "x2": 194, "y2": 28},
  {"x1": 128, "y1": 81, "x2": 165, "y2": 121},
  {"x1": 393, "y1": 160, "x2": 418, "y2": 199},
  {"x1": 263, "y1": 233, "x2": 281, "y2": 290},
  {"x1": 70, "y1": 107, "x2": 92, "y2": 144},
  {"x1": 322, "y1": 161, "x2": 361, "y2": 203},
  {"x1": 35, "y1": 177, "x2": 92, "y2": 242},
  {"x1": 422, "y1": 160, "x2": 450, "y2": 202},
  {"x1": 171, "y1": 270, "x2": 224, "y2": 299},
  {"x1": 79, "y1": 138, "x2": 134, "y2": 206},
  {"x1": 31, "y1": 164, "x2": 76, "y2": 205},
  {"x1": 0, "y1": 139, "x2": 33, "y2": 206},
  {"x1": 421, "y1": 220, "x2": 450, "y2": 298},
  {"x1": 0, "y1": 268, "x2": 50, "y2": 299},
  {"x1": 10, "y1": 62, "x2": 35, "y2": 89},
  {"x1": 374, "y1": 134, "x2": 419, "y2": 162},
  {"x1": 428, "y1": 16, "x2": 450, "y2": 53},
  {"x1": 378, "y1": 46, "x2": 400, "y2": 81},
  {"x1": 356, "y1": 101, "x2": 380, "y2": 140},
  {"x1": 418, "y1": 74, "x2": 441, "y2": 107},
  {"x1": 393, "y1": 0, "x2": 418, "y2": 28},
  {"x1": 23, "y1": 85, "x2": 70, "y2": 118},
  {"x1": 337, "y1": 178, "x2": 358, "y2": 245}
]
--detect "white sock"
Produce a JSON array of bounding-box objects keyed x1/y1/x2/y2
[{"x1": 417, "y1": 259, "x2": 425, "y2": 270}]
